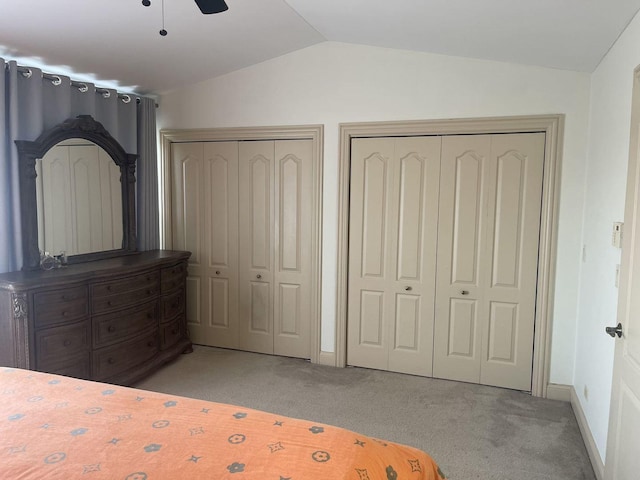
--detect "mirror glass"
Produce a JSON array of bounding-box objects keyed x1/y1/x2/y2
[{"x1": 35, "y1": 138, "x2": 123, "y2": 257}]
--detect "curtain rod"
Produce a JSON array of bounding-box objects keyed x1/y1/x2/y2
[{"x1": 12, "y1": 65, "x2": 138, "y2": 104}]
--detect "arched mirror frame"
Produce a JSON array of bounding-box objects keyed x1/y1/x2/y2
[{"x1": 15, "y1": 115, "x2": 138, "y2": 271}]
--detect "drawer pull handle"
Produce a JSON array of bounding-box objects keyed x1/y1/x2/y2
[
  {"x1": 107, "y1": 286, "x2": 112, "y2": 291},
  {"x1": 216, "y1": 270, "x2": 221, "y2": 275},
  {"x1": 107, "y1": 358, "x2": 115, "y2": 365},
  {"x1": 62, "y1": 295, "x2": 68, "y2": 301},
  {"x1": 147, "y1": 289, "x2": 153, "y2": 295},
  {"x1": 107, "y1": 325, "x2": 116, "y2": 333},
  {"x1": 62, "y1": 311, "x2": 68, "y2": 317},
  {"x1": 147, "y1": 276, "x2": 152, "y2": 281},
  {"x1": 63, "y1": 340, "x2": 71, "y2": 347},
  {"x1": 147, "y1": 341, "x2": 155, "y2": 347},
  {"x1": 171, "y1": 329, "x2": 178, "y2": 335},
  {"x1": 147, "y1": 313, "x2": 154, "y2": 319},
  {"x1": 107, "y1": 301, "x2": 112, "y2": 306}
]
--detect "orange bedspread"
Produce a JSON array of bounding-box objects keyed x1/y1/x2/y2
[{"x1": 0, "y1": 367, "x2": 444, "y2": 480}]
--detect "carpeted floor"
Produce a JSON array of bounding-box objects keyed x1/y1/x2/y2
[{"x1": 136, "y1": 346, "x2": 596, "y2": 479}]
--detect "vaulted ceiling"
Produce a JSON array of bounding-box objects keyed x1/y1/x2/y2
[{"x1": 1, "y1": 0, "x2": 639, "y2": 95}]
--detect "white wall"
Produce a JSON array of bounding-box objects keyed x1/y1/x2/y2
[
  {"x1": 574, "y1": 11, "x2": 640, "y2": 462},
  {"x1": 158, "y1": 41, "x2": 591, "y2": 386}
]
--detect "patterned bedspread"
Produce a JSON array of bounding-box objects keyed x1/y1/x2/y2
[{"x1": 0, "y1": 367, "x2": 445, "y2": 479}]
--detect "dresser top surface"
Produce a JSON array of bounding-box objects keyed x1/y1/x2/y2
[{"x1": 0, "y1": 250, "x2": 190, "y2": 290}]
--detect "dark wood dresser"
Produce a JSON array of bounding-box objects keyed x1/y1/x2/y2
[{"x1": 0, "y1": 250, "x2": 191, "y2": 385}]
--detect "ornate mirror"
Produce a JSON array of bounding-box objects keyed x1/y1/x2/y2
[{"x1": 16, "y1": 115, "x2": 137, "y2": 270}]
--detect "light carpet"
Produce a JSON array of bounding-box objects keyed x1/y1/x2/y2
[{"x1": 136, "y1": 346, "x2": 596, "y2": 480}]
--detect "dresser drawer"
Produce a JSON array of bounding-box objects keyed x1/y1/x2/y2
[
  {"x1": 93, "y1": 300, "x2": 159, "y2": 348},
  {"x1": 160, "y1": 316, "x2": 184, "y2": 350},
  {"x1": 162, "y1": 288, "x2": 185, "y2": 322},
  {"x1": 161, "y1": 261, "x2": 187, "y2": 293},
  {"x1": 93, "y1": 331, "x2": 159, "y2": 381},
  {"x1": 91, "y1": 271, "x2": 160, "y2": 313},
  {"x1": 35, "y1": 322, "x2": 90, "y2": 365},
  {"x1": 33, "y1": 286, "x2": 89, "y2": 328},
  {"x1": 41, "y1": 352, "x2": 91, "y2": 380}
]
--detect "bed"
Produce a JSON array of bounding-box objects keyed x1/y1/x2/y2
[{"x1": 0, "y1": 367, "x2": 445, "y2": 479}]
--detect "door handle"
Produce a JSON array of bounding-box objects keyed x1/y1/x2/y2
[
  {"x1": 605, "y1": 323, "x2": 623, "y2": 338},
  {"x1": 461, "y1": 290, "x2": 469, "y2": 295},
  {"x1": 256, "y1": 274, "x2": 262, "y2": 279},
  {"x1": 405, "y1": 286, "x2": 412, "y2": 291}
]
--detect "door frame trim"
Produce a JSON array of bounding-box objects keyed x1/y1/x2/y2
[
  {"x1": 335, "y1": 115, "x2": 564, "y2": 397},
  {"x1": 159, "y1": 125, "x2": 324, "y2": 364}
]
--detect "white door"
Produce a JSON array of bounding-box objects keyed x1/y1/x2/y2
[
  {"x1": 272, "y1": 140, "x2": 313, "y2": 358},
  {"x1": 171, "y1": 140, "x2": 313, "y2": 358},
  {"x1": 347, "y1": 136, "x2": 441, "y2": 376},
  {"x1": 238, "y1": 140, "x2": 275, "y2": 354},
  {"x1": 433, "y1": 133, "x2": 545, "y2": 391},
  {"x1": 238, "y1": 140, "x2": 313, "y2": 358},
  {"x1": 171, "y1": 141, "x2": 239, "y2": 347},
  {"x1": 604, "y1": 68, "x2": 640, "y2": 479}
]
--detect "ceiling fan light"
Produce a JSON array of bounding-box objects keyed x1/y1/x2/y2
[{"x1": 194, "y1": 0, "x2": 228, "y2": 14}]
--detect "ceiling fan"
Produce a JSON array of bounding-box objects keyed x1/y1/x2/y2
[
  {"x1": 142, "y1": 0, "x2": 228, "y2": 36},
  {"x1": 142, "y1": 0, "x2": 228, "y2": 14},
  {"x1": 193, "y1": 0, "x2": 228, "y2": 14}
]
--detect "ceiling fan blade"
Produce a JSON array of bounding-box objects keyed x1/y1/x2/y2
[{"x1": 194, "y1": 0, "x2": 228, "y2": 14}]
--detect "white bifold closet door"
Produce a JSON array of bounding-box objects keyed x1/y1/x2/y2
[
  {"x1": 347, "y1": 133, "x2": 544, "y2": 391},
  {"x1": 347, "y1": 136, "x2": 441, "y2": 376},
  {"x1": 171, "y1": 141, "x2": 240, "y2": 348},
  {"x1": 171, "y1": 140, "x2": 312, "y2": 359},
  {"x1": 433, "y1": 133, "x2": 545, "y2": 391}
]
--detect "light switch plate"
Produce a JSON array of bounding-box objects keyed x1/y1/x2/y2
[{"x1": 613, "y1": 222, "x2": 623, "y2": 248}]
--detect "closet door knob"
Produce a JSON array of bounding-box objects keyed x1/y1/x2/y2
[
  {"x1": 405, "y1": 286, "x2": 412, "y2": 291},
  {"x1": 461, "y1": 290, "x2": 469, "y2": 295},
  {"x1": 256, "y1": 274, "x2": 262, "y2": 279},
  {"x1": 216, "y1": 270, "x2": 220, "y2": 275}
]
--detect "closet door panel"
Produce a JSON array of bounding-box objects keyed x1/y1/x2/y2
[
  {"x1": 204, "y1": 142, "x2": 239, "y2": 348},
  {"x1": 239, "y1": 141, "x2": 274, "y2": 354},
  {"x1": 347, "y1": 136, "x2": 440, "y2": 376},
  {"x1": 348, "y1": 138, "x2": 394, "y2": 370},
  {"x1": 388, "y1": 137, "x2": 441, "y2": 376},
  {"x1": 273, "y1": 140, "x2": 312, "y2": 358},
  {"x1": 448, "y1": 298, "x2": 478, "y2": 357},
  {"x1": 209, "y1": 278, "x2": 230, "y2": 328},
  {"x1": 172, "y1": 142, "x2": 206, "y2": 339},
  {"x1": 171, "y1": 143, "x2": 203, "y2": 263},
  {"x1": 480, "y1": 133, "x2": 544, "y2": 390},
  {"x1": 433, "y1": 135, "x2": 491, "y2": 383},
  {"x1": 171, "y1": 142, "x2": 239, "y2": 347},
  {"x1": 394, "y1": 294, "x2": 421, "y2": 350}
]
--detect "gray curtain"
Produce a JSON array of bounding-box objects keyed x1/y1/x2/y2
[
  {"x1": 137, "y1": 97, "x2": 160, "y2": 251},
  {"x1": 0, "y1": 58, "x2": 159, "y2": 273}
]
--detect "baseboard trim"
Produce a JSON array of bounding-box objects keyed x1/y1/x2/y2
[
  {"x1": 317, "y1": 351, "x2": 336, "y2": 367},
  {"x1": 546, "y1": 383, "x2": 571, "y2": 402},
  {"x1": 570, "y1": 386, "x2": 605, "y2": 480}
]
